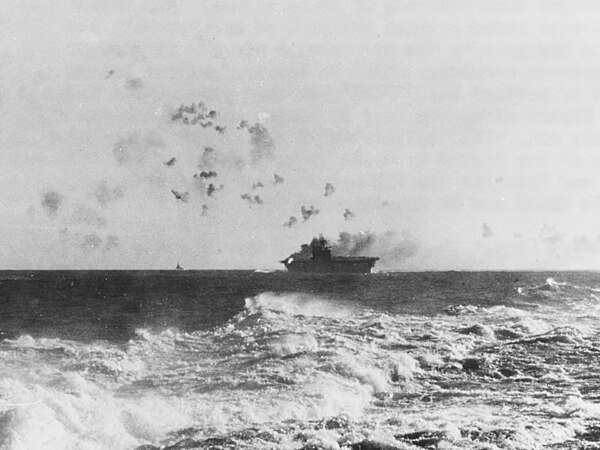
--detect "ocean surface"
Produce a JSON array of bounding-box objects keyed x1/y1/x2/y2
[{"x1": 2, "y1": 271, "x2": 600, "y2": 449}]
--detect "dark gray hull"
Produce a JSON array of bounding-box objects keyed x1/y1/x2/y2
[{"x1": 283, "y1": 257, "x2": 378, "y2": 274}]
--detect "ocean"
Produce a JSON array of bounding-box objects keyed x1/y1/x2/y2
[{"x1": 1, "y1": 271, "x2": 600, "y2": 449}]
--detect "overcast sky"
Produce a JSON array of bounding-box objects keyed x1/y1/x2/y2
[{"x1": 2, "y1": 0, "x2": 600, "y2": 270}]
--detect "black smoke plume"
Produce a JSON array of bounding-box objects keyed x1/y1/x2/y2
[
  {"x1": 301, "y1": 205, "x2": 320, "y2": 222},
  {"x1": 164, "y1": 157, "x2": 176, "y2": 167},
  {"x1": 273, "y1": 174, "x2": 284, "y2": 185},
  {"x1": 283, "y1": 216, "x2": 298, "y2": 228},
  {"x1": 252, "y1": 182, "x2": 264, "y2": 190},
  {"x1": 331, "y1": 231, "x2": 418, "y2": 265},
  {"x1": 41, "y1": 191, "x2": 63, "y2": 218},
  {"x1": 201, "y1": 204, "x2": 209, "y2": 216},
  {"x1": 324, "y1": 183, "x2": 335, "y2": 197},
  {"x1": 343, "y1": 209, "x2": 355, "y2": 221},
  {"x1": 215, "y1": 125, "x2": 226, "y2": 134}
]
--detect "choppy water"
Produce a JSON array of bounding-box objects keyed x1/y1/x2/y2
[{"x1": 2, "y1": 271, "x2": 600, "y2": 449}]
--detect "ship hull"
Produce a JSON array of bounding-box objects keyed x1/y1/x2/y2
[{"x1": 283, "y1": 258, "x2": 378, "y2": 274}]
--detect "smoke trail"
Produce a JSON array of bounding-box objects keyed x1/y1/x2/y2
[
  {"x1": 482, "y1": 223, "x2": 493, "y2": 238},
  {"x1": 163, "y1": 157, "x2": 176, "y2": 167},
  {"x1": 301, "y1": 205, "x2": 320, "y2": 222},
  {"x1": 331, "y1": 230, "x2": 418, "y2": 264},
  {"x1": 214, "y1": 125, "x2": 226, "y2": 134},
  {"x1": 273, "y1": 174, "x2": 284, "y2": 185},
  {"x1": 95, "y1": 181, "x2": 124, "y2": 207},
  {"x1": 171, "y1": 189, "x2": 189, "y2": 202},
  {"x1": 41, "y1": 190, "x2": 63, "y2": 218},
  {"x1": 283, "y1": 216, "x2": 298, "y2": 228},
  {"x1": 343, "y1": 209, "x2": 355, "y2": 221},
  {"x1": 324, "y1": 183, "x2": 335, "y2": 197}
]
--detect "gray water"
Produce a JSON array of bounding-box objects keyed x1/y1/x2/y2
[{"x1": 1, "y1": 271, "x2": 599, "y2": 449}]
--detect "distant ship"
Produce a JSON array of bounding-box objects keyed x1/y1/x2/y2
[
  {"x1": 175, "y1": 263, "x2": 184, "y2": 270},
  {"x1": 280, "y1": 235, "x2": 379, "y2": 274}
]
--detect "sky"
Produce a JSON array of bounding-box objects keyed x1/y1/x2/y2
[{"x1": 1, "y1": 0, "x2": 600, "y2": 270}]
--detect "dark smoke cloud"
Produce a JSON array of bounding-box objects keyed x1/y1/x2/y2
[
  {"x1": 95, "y1": 181, "x2": 124, "y2": 207},
  {"x1": 482, "y1": 223, "x2": 493, "y2": 238},
  {"x1": 207, "y1": 183, "x2": 223, "y2": 197},
  {"x1": 252, "y1": 182, "x2": 264, "y2": 190},
  {"x1": 331, "y1": 230, "x2": 418, "y2": 265},
  {"x1": 164, "y1": 157, "x2": 176, "y2": 167},
  {"x1": 198, "y1": 171, "x2": 218, "y2": 180},
  {"x1": 170, "y1": 102, "x2": 225, "y2": 132},
  {"x1": 171, "y1": 189, "x2": 189, "y2": 202},
  {"x1": 301, "y1": 205, "x2": 320, "y2": 222},
  {"x1": 125, "y1": 78, "x2": 143, "y2": 91},
  {"x1": 105, "y1": 70, "x2": 115, "y2": 79},
  {"x1": 41, "y1": 191, "x2": 63, "y2": 218},
  {"x1": 283, "y1": 216, "x2": 298, "y2": 228},
  {"x1": 324, "y1": 183, "x2": 335, "y2": 197},
  {"x1": 239, "y1": 122, "x2": 274, "y2": 164},
  {"x1": 201, "y1": 204, "x2": 209, "y2": 216},
  {"x1": 72, "y1": 206, "x2": 107, "y2": 227},
  {"x1": 273, "y1": 174, "x2": 285, "y2": 185},
  {"x1": 343, "y1": 209, "x2": 355, "y2": 221},
  {"x1": 241, "y1": 193, "x2": 264, "y2": 205}
]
